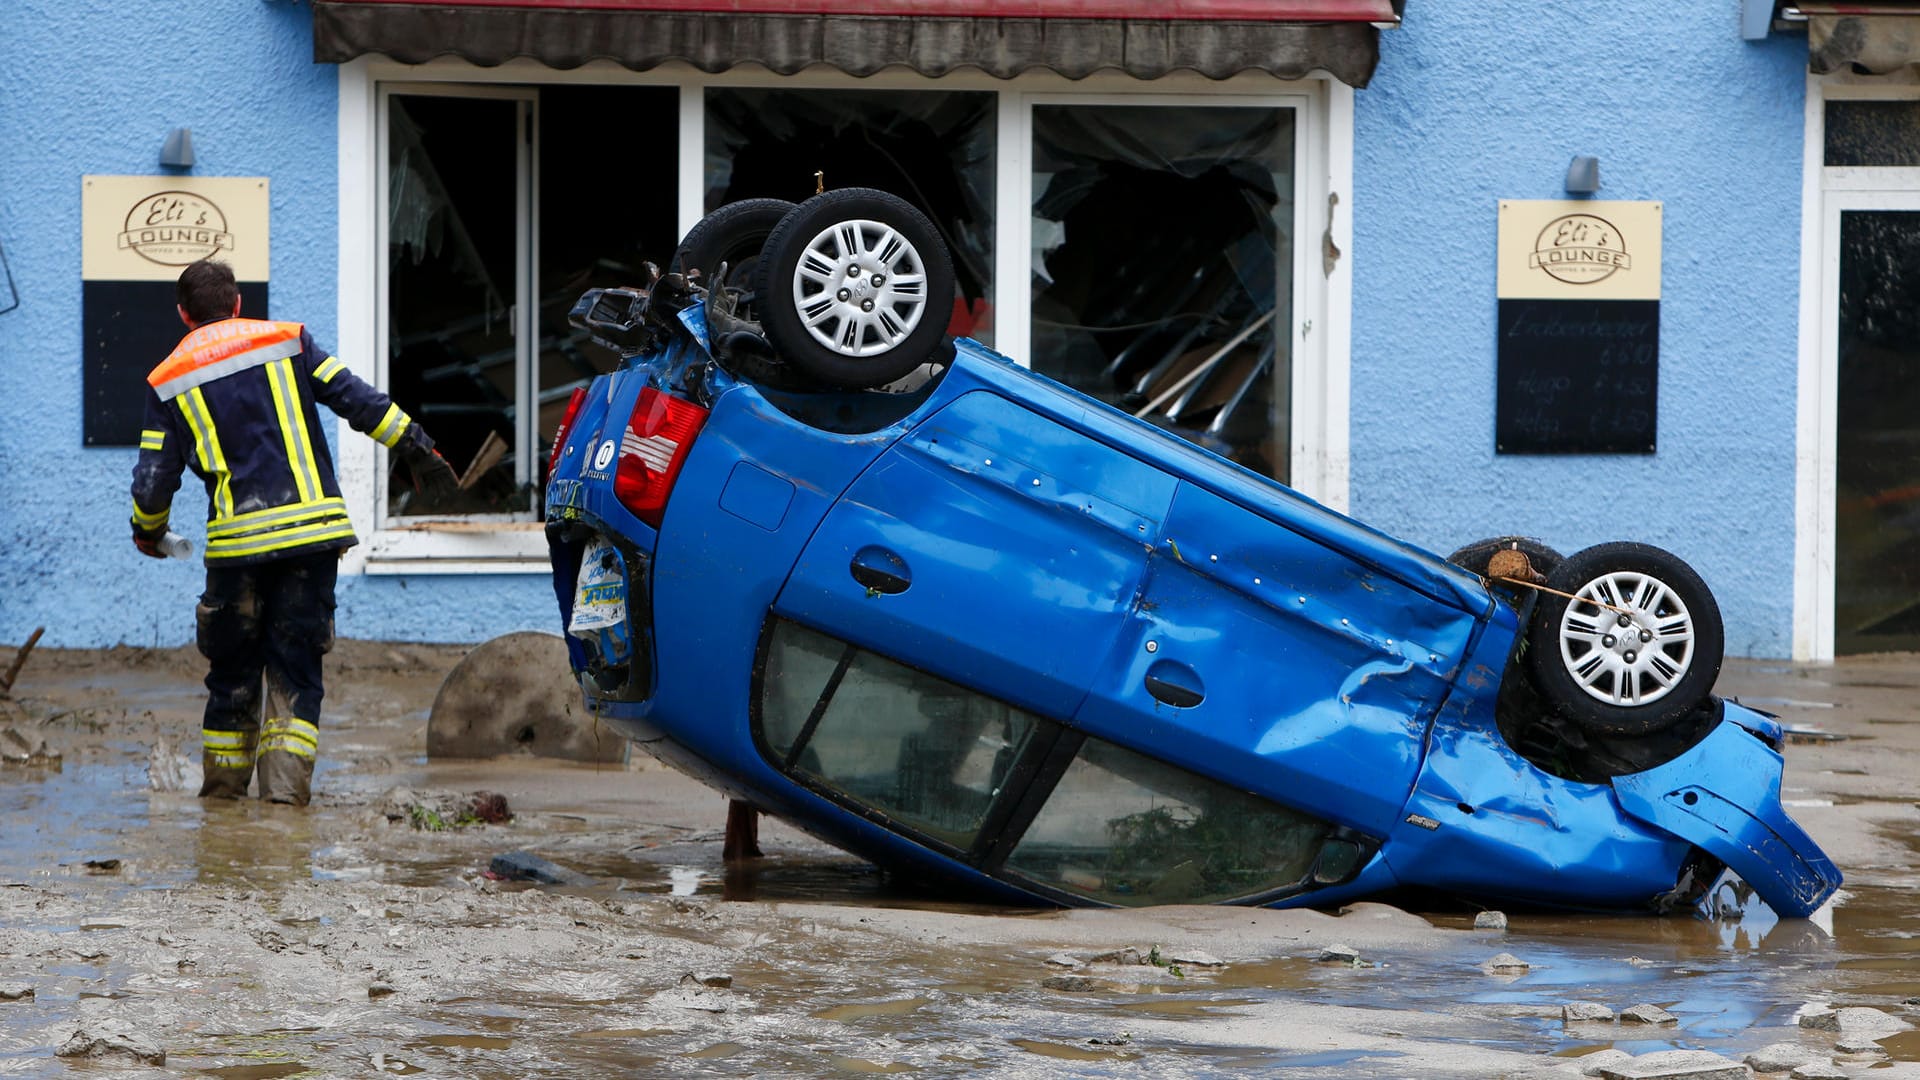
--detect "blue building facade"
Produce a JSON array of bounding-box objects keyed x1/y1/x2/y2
[{"x1": 0, "y1": 2, "x2": 1903, "y2": 660}]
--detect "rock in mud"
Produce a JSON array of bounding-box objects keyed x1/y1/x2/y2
[
  {"x1": 1788, "y1": 1063, "x2": 1849, "y2": 1080},
  {"x1": 0, "y1": 984, "x2": 32, "y2": 1001},
  {"x1": 0, "y1": 726, "x2": 58, "y2": 767},
  {"x1": 1745, "y1": 1043, "x2": 1821, "y2": 1071},
  {"x1": 381, "y1": 787, "x2": 512, "y2": 830},
  {"x1": 55, "y1": 1024, "x2": 166, "y2": 1066},
  {"x1": 1563, "y1": 1001, "x2": 1614, "y2": 1023},
  {"x1": 368, "y1": 982, "x2": 396, "y2": 998},
  {"x1": 1799, "y1": 1006, "x2": 1909, "y2": 1036},
  {"x1": 1089, "y1": 946, "x2": 1147, "y2": 965},
  {"x1": 1619, "y1": 1003, "x2": 1678, "y2": 1025},
  {"x1": 1590, "y1": 1049, "x2": 1746, "y2": 1080},
  {"x1": 1044, "y1": 953, "x2": 1081, "y2": 968},
  {"x1": 689, "y1": 972, "x2": 733, "y2": 988},
  {"x1": 1835, "y1": 1036, "x2": 1888, "y2": 1055},
  {"x1": 427, "y1": 631, "x2": 627, "y2": 764},
  {"x1": 1042, "y1": 975, "x2": 1099, "y2": 992},
  {"x1": 488, "y1": 850, "x2": 593, "y2": 886},
  {"x1": 1167, "y1": 949, "x2": 1223, "y2": 968},
  {"x1": 1573, "y1": 1049, "x2": 1632, "y2": 1076},
  {"x1": 1475, "y1": 910, "x2": 1509, "y2": 931},
  {"x1": 1316, "y1": 943, "x2": 1360, "y2": 964},
  {"x1": 1482, "y1": 952, "x2": 1530, "y2": 974}
]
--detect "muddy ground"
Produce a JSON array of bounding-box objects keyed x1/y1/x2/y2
[{"x1": 3, "y1": 641, "x2": 1920, "y2": 1078}]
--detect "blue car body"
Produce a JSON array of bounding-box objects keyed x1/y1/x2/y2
[{"x1": 545, "y1": 307, "x2": 1839, "y2": 918}]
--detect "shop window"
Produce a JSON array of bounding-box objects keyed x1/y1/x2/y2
[
  {"x1": 1826, "y1": 101, "x2": 1920, "y2": 167},
  {"x1": 758, "y1": 619, "x2": 1042, "y2": 852},
  {"x1": 1003, "y1": 736, "x2": 1332, "y2": 906},
  {"x1": 705, "y1": 88, "x2": 996, "y2": 345},
  {"x1": 382, "y1": 86, "x2": 676, "y2": 521},
  {"x1": 1030, "y1": 104, "x2": 1295, "y2": 482}
]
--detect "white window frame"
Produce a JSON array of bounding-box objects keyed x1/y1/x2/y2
[
  {"x1": 1795, "y1": 73, "x2": 1920, "y2": 659},
  {"x1": 336, "y1": 57, "x2": 1353, "y2": 574}
]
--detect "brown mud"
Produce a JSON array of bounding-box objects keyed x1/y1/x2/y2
[{"x1": 2, "y1": 643, "x2": 1919, "y2": 1077}]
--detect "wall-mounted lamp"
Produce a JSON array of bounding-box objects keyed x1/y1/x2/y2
[
  {"x1": 159, "y1": 128, "x2": 195, "y2": 170},
  {"x1": 1565, "y1": 155, "x2": 1600, "y2": 195}
]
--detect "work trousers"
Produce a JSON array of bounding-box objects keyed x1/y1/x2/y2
[{"x1": 195, "y1": 550, "x2": 337, "y2": 802}]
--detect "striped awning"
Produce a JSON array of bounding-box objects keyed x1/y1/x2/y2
[{"x1": 312, "y1": 0, "x2": 1397, "y2": 86}]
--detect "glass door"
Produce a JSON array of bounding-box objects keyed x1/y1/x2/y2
[{"x1": 378, "y1": 85, "x2": 536, "y2": 521}]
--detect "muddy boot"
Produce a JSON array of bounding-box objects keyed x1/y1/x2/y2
[
  {"x1": 198, "y1": 728, "x2": 255, "y2": 799},
  {"x1": 257, "y1": 717, "x2": 318, "y2": 806}
]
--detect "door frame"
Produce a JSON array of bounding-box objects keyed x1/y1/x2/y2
[{"x1": 1796, "y1": 75, "x2": 1920, "y2": 659}]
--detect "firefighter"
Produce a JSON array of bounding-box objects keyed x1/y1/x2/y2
[{"x1": 131, "y1": 258, "x2": 456, "y2": 805}]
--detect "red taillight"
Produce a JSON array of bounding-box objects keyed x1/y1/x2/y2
[
  {"x1": 612, "y1": 388, "x2": 708, "y2": 528},
  {"x1": 549, "y1": 387, "x2": 588, "y2": 474}
]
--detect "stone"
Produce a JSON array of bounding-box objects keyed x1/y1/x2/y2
[
  {"x1": 55, "y1": 1024, "x2": 166, "y2": 1066},
  {"x1": 1590, "y1": 1049, "x2": 1747, "y2": 1080},
  {"x1": 1044, "y1": 953, "x2": 1081, "y2": 968},
  {"x1": 1799, "y1": 1006, "x2": 1909, "y2": 1036},
  {"x1": 1089, "y1": 947, "x2": 1146, "y2": 966},
  {"x1": 1619, "y1": 1003, "x2": 1678, "y2": 1025},
  {"x1": 1834, "y1": 1036, "x2": 1887, "y2": 1055},
  {"x1": 1475, "y1": 911, "x2": 1509, "y2": 931},
  {"x1": 689, "y1": 972, "x2": 733, "y2": 988},
  {"x1": 1563, "y1": 1001, "x2": 1614, "y2": 1023},
  {"x1": 487, "y1": 850, "x2": 593, "y2": 887},
  {"x1": 428, "y1": 631, "x2": 628, "y2": 764},
  {"x1": 367, "y1": 983, "x2": 395, "y2": 998},
  {"x1": 1042, "y1": 975, "x2": 1098, "y2": 992},
  {"x1": 380, "y1": 787, "x2": 512, "y2": 830},
  {"x1": 0, "y1": 984, "x2": 31, "y2": 1001},
  {"x1": 1316, "y1": 943, "x2": 1360, "y2": 964},
  {"x1": 1483, "y1": 952, "x2": 1530, "y2": 974},
  {"x1": 1576, "y1": 1049, "x2": 1633, "y2": 1077},
  {"x1": 1745, "y1": 1043, "x2": 1821, "y2": 1072},
  {"x1": 1167, "y1": 949, "x2": 1223, "y2": 968},
  {"x1": 1788, "y1": 1064, "x2": 1849, "y2": 1080}
]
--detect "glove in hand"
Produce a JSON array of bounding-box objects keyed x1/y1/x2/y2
[
  {"x1": 402, "y1": 441, "x2": 460, "y2": 500},
  {"x1": 132, "y1": 529, "x2": 167, "y2": 560}
]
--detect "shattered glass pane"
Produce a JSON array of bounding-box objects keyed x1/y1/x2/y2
[
  {"x1": 706, "y1": 88, "x2": 996, "y2": 345},
  {"x1": 1826, "y1": 101, "x2": 1920, "y2": 167},
  {"x1": 1030, "y1": 104, "x2": 1295, "y2": 482},
  {"x1": 1006, "y1": 736, "x2": 1328, "y2": 905}
]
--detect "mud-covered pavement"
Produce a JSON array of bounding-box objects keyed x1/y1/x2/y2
[{"x1": 4, "y1": 644, "x2": 1920, "y2": 1078}]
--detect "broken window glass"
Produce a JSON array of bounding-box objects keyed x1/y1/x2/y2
[
  {"x1": 1004, "y1": 736, "x2": 1331, "y2": 906},
  {"x1": 1030, "y1": 104, "x2": 1295, "y2": 482},
  {"x1": 705, "y1": 87, "x2": 996, "y2": 345}
]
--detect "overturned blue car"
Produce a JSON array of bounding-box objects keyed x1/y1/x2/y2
[{"x1": 544, "y1": 189, "x2": 1839, "y2": 918}]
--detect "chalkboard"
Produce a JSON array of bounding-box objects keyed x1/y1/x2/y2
[
  {"x1": 84, "y1": 279, "x2": 269, "y2": 446},
  {"x1": 1495, "y1": 298, "x2": 1657, "y2": 454}
]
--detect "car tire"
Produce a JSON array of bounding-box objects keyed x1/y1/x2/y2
[
  {"x1": 1446, "y1": 536, "x2": 1563, "y2": 580},
  {"x1": 1524, "y1": 542, "x2": 1724, "y2": 737},
  {"x1": 668, "y1": 198, "x2": 797, "y2": 319},
  {"x1": 755, "y1": 188, "x2": 956, "y2": 389}
]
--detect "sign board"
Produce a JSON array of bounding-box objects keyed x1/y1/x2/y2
[
  {"x1": 1494, "y1": 199, "x2": 1660, "y2": 454},
  {"x1": 81, "y1": 175, "x2": 270, "y2": 446}
]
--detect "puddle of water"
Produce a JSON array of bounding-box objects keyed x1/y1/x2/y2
[
  {"x1": 814, "y1": 997, "x2": 931, "y2": 1021},
  {"x1": 199, "y1": 1064, "x2": 309, "y2": 1080},
  {"x1": 577, "y1": 1028, "x2": 677, "y2": 1040},
  {"x1": 686, "y1": 1042, "x2": 745, "y2": 1059},
  {"x1": 411, "y1": 1035, "x2": 514, "y2": 1050},
  {"x1": 830, "y1": 1057, "x2": 917, "y2": 1074},
  {"x1": 1010, "y1": 1038, "x2": 1138, "y2": 1062},
  {"x1": 1111, "y1": 997, "x2": 1258, "y2": 1016}
]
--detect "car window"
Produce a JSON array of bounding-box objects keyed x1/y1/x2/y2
[
  {"x1": 757, "y1": 619, "x2": 1042, "y2": 852},
  {"x1": 1004, "y1": 737, "x2": 1333, "y2": 906}
]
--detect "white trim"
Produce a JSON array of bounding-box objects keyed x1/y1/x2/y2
[
  {"x1": 992, "y1": 89, "x2": 1030, "y2": 362},
  {"x1": 677, "y1": 84, "x2": 703, "y2": 241},
  {"x1": 337, "y1": 58, "x2": 378, "y2": 577}
]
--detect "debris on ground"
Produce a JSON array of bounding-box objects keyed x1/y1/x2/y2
[
  {"x1": 55, "y1": 1023, "x2": 166, "y2": 1066},
  {"x1": 1475, "y1": 910, "x2": 1509, "y2": 931},
  {"x1": 1744, "y1": 1043, "x2": 1821, "y2": 1072},
  {"x1": 1590, "y1": 1048, "x2": 1747, "y2": 1080},
  {"x1": 1316, "y1": 943, "x2": 1360, "y2": 964},
  {"x1": 1619, "y1": 1003, "x2": 1679, "y2": 1025},
  {"x1": 0, "y1": 985, "x2": 32, "y2": 1001},
  {"x1": 1482, "y1": 952, "x2": 1530, "y2": 974},
  {"x1": 1166, "y1": 948, "x2": 1224, "y2": 968},
  {"x1": 1044, "y1": 952, "x2": 1082, "y2": 968},
  {"x1": 1041, "y1": 975, "x2": 1099, "y2": 992},
  {"x1": 0, "y1": 726, "x2": 58, "y2": 767},
  {"x1": 688, "y1": 972, "x2": 733, "y2": 988},
  {"x1": 1563, "y1": 1001, "x2": 1614, "y2": 1023},
  {"x1": 1789, "y1": 1062, "x2": 1849, "y2": 1080},
  {"x1": 1798, "y1": 1005, "x2": 1909, "y2": 1036},
  {"x1": 145, "y1": 736, "x2": 198, "y2": 792},
  {"x1": 83, "y1": 858, "x2": 120, "y2": 873},
  {"x1": 379, "y1": 787, "x2": 513, "y2": 830},
  {"x1": 1089, "y1": 946, "x2": 1147, "y2": 965},
  {"x1": 487, "y1": 850, "x2": 594, "y2": 886},
  {"x1": 0, "y1": 627, "x2": 44, "y2": 697}
]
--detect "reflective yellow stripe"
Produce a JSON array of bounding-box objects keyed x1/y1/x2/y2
[
  {"x1": 207, "y1": 496, "x2": 348, "y2": 539},
  {"x1": 139, "y1": 428, "x2": 166, "y2": 451},
  {"x1": 131, "y1": 502, "x2": 170, "y2": 530},
  {"x1": 260, "y1": 718, "x2": 318, "y2": 759},
  {"x1": 204, "y1": 517, "x2": 356, "y2": 560},
  {"x1": 266, "y1": 358, "x2": 322, "y2": 504},
  {"x1": 202, "y1": 730, "x2": 251, "y2": 750},
  {"x1": 370, "y1": 403, "x2": 411, "y2": 448},
  {"x1": 206, "y1": 750, "x2": 253, "y2": 769},
  {"x1": 313, "y1": 356, "x2": 346, "y2": 383},
  {"x1": 177, "y1": 388, "x2": 233, "y2": 521}
]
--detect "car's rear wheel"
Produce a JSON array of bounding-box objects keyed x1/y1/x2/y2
[
  {"x1": 1524, "y1": 542, "x2": 1724, "y2": 737},
  {"x1": 669, "y1": 198, "x2": 796, "y2": 320},
  {"x1": 756, "y1": 188, "x2": 956, "y2": 389}
]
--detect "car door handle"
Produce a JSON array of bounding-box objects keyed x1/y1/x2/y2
[
  {"x1": 1145, "y1": 658, "x2": 1204, "y2": 708},
  {"x1": 849, "y1": 546, "x2": 911, "y2": 595}
]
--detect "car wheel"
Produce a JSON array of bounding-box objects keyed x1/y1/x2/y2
[
  {"x1": 755, "y1": 188, "x2": 956, "y2": 389},
  {"x1": 668, "y1": 198, "x2": 796, "y2": 320},
  {"x1": 1524, "y1": 542, "x2": 1724, "y2": 737}
]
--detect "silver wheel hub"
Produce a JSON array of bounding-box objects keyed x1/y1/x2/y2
[
  {"x1": 1557, "y1": 570, "x2": 1695, "y2": 706},
  {"x1": 790, "y1": 218, "x2": 928, "y2": 358}
]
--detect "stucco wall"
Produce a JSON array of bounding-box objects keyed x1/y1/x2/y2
[
  {"x1": 0, "y1": 1, "x2": 557, "y2": 648},
  {"x1": 1352, "y1": 5, "x2": 1809, "y2": 657}
]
